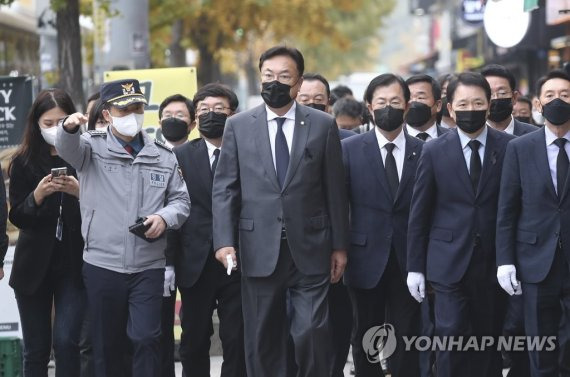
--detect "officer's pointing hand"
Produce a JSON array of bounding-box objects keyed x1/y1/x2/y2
[
  {"x1": 62, "y1": 112, "x2": 88, "y2": 131},
  {"x1": 144, "y1": 215, "x2": 167, "y2": 239}
]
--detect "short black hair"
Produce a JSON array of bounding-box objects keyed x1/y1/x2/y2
[
  {"x1": 516, "y1": 95, "x2": 532, "y2": 109},
  {"x1": 330, "y1": 85, "x2": 354, "y2": 106},
  {"x1": 332, "y1": 97, "x2": 363, "y2": 120},
  {"x1": 446, "y1": 72, "x2": 492, "y2": 105},
  {"x1": 259, "y1": 46, "x2": 304, "y2": 77},
  {"x1": 406, "y1": 74, "x2": 442, "y2": 101},
  {"x1": 192, "y1": 83, "x2": 239, "y2": 112},
  {"x1": 158, "y1": 94, "x2": 196, "y2": 122},
  {"x1": 87, "y1": 99, "x2": 105, "y2": 130},
  {"x1": 438, "y1": 73, "x2": 456, "y2": 94},
  {"x1": 364, "y1": 73, "x2": 410, "y2": 104},
  {"x1": 87, "y1": 92, "x2": 100, "y2": 104},
  {"x1": 481, "y1": 64, "x2": 517, "y2": 91},
  {"x1": 302, "y1": 73, "x2": 330, "y2": 98},
  {"x1": 536, "y1": 69, "x2": 570, "y2": 97}
]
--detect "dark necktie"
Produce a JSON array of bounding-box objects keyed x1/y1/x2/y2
[
  {"x1": 211, "y1": 148, "x2": 220, "y2": 178},
  {"x1": 384, "y1": 143, "x2": 399, "y2": 199},
  {"x1": 416, "y1": 132, "x2": 429, "y2": 142},
  {"x1": 124, "y1": 144, "x2": 135, "y2": 156},
  {"x1": 468, "y1": 140, "x2": 482, "y2": 193},
  {"x1": 275, "y1": 117, "x2": 289, "y2": 188},
  {"x1": 555, "y1": 138, "x2": 569, "y2": 197}
]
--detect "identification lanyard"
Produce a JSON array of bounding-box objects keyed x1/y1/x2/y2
[{"x1": 56, "y1": 192, "x2": 63, "y2": 241}]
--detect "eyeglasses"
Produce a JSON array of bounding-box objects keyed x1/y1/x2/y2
[
  {"x1": 261, "y1": 73, "x2": 296, "y2": 85},
  {"x1": 197, "y1": 106, "x2": 230, "y2": 116},
  {"x1": 491, "y1": 91, "x2": 513, "y2": 99}
]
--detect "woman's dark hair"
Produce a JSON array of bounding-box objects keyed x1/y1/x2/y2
[
  {"x1": 87, "y1": 99, "x2": 106, "y2": 130},
  {"x1": 10, "y1": 88, "x2": 76, "y2": 175}
]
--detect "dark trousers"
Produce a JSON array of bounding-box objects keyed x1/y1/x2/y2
[
  {"x1": 504, "y1": 294, "x2": 531, "y2": 377},
  {"x1": 80, "y1": 312, "x2": 94, "y2": 377},
  {"x1": 160, "y1": 291, "x2": 176, "y2": 377},
  {"x1": 82, "y1": 263, "x2": 163, "y2": 377},
  {"x1": 419, "y1": 290, "x2": 436, "y2": 377},
  {"x1": 329, "y1": 282, "x2": 353, "y2": 377},
  {"x1": 348, "y1": 251, "x2": 421, "y2": 377},
  {"x1": 15, "y1": 271, "x2": 86, "y2": 377},
  {"x1": 178, "y1": 253, "x2": 246, "y2": 377},
  {"x1": 431, "y1": 248, "x2": 505, "y2": 377},
  {"x1": 522, "y1": 249, "x2": 570, "y2": 377},
  {"x1": 241, "y1": 240, "x2": 331, "y2": 377}
]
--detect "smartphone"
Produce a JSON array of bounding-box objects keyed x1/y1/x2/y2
[{"x1": 51, "y1": 167, "x2": 67, "y2": 177}]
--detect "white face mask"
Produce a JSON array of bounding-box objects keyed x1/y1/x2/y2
[
  {"x1": 111, "y1": 113, "x2": 144, "y2": 137},
  {"x1": 40, "y1": 126, "x2": 58, "y2": 146},
  {"x1": 532, "y1": 110, "x2": 545, "y2": 125}
]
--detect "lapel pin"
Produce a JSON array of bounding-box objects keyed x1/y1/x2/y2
[{"x1": 300, "y1": 121, "x2": 305, "y2": 125}]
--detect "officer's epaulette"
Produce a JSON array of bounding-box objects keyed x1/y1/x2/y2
[
  {"x1": 87, "y1": 130, "x2": 107, "y2": 137},
  {"x1": 154, "y1": 139, "x2": 172, "y2": 152}
]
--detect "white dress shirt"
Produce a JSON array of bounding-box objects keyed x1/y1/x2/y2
[
  {"x1": 267, "y1": 102, "x2": 296, "y2": 171},
  {"x1": 375, "y1": 127, "x2": 406, "y2": 180},
  {"x1": 406, "y1": 122, "x2": 439, "y2": 142},
  {"x1": 544, "y1": 126, "x2": 570, "y2": 194},
  {"x1": 204, "y1": 139, "x2": 220, "y2": 169},
  {"x1": 457, "y1": 126, "x2": 488, "y2": 173},
  {"x1": 487, "y1": 116, "x2": 515, "y2": 135}
]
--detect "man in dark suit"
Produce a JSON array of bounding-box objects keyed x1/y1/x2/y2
[
  {"x1": 482, "y1": 63, "x2": 536, "y2": 377},
  {"x1": 405, "y1": 74, "x2": 449, "y2": 141},
  {"x1": 482, "y1": 64, "x2": 538, "y2": 137},
  {"x1": 212, "y1": 46, "x2": 349, "y2": 377},
  {"x1": 407, "y1": 72, "x2": 515, "y2": 377},
  {"x1": 295, "y1": 72, "x2": 353, "y2": 377},
  {"x1": 166, "y1": 83, "x2": 246, "y2": 377},
  {"x1": 343, "y1": 73, "x2": 423, "y2": 377},
  {"x1": 496, "y1": 69, "x2": 570, "y2": 377}
]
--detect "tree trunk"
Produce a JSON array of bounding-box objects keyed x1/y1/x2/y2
[
  {"x1": 197, "y1": 45, "x2": 221, "y2": 86},
  {"x1": 169, "y1": 19, "x2": 186, "y2": 67},
  {"x1": 56, "y1": 0, "x2": 85, "y2": 110}
]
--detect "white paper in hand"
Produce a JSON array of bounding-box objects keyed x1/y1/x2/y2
[{"x1": 226, "y1": 254, "x2": 234, "y2": 275}]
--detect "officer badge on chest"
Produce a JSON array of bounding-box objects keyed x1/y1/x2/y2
[
  {"x1": 121, "y1": 83, "x2": 136, "y2": 95},
  {"x1": 150, "y1": 172, "x2": 166, "y2": 188}
]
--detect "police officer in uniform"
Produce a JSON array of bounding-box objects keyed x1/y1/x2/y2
[{"x1": 55, "y1": 79, "x2": 190, "y2": 377}]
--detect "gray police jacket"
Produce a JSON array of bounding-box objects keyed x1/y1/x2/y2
[{"x1": 55, "y1": 125, "x2": 190, "y2": 273}]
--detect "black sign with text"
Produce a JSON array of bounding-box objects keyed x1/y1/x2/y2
[{"x1": 0, "y1": 76, "x2": 33, "y2": 148}]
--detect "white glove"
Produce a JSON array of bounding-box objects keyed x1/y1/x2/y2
[
  {"x1": 497, "y1": 264, "x2": 522, "y2": 296},
  {"x1": 407, "y1": 272, "x2": 425, "y2": 303},
  {"x1": 164, "y1": 266, "x2": 176, "y2": 297}
]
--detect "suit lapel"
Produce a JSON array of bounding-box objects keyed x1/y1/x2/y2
[
  {"x1": 395, "y1": 134, "x2": 420, "y2": 204},
  {"x1": 253, "y1": 105, "x2": 281, "y2": 192},
  {"x1": 363, "y1": 130, "x2": 393, "y2": 200},
  {"x1": 282, "y1": 105, "x2": 311, "y2": 191},
  {"x1": 533, "y1": 128, "x2": 558, "y2": 201},
  {"x1": 443, "y1": 131, "x2": 474, "y2": 195},
  {"x1": 476, "y1": 129, "x2": 499, "y2": 197},
  {"x1": 194, "y1": 139, "x2": 213, "y2": 193}
]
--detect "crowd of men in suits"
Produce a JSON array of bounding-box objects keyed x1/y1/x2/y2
[{"x1": 5, "y1": 44, "x2": 570, "y2": 377}]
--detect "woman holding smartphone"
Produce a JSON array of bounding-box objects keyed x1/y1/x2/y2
[{"x1": 9, "y1": 88, "x2": 84, "y2": 377}]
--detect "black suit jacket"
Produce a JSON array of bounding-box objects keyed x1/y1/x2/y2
[
  {"x1": 407, "y1": 127, "x2": 515, "y2": 284},
  {"x1": 496, "y1": 128, "x2": 570, "y2": 283},
  {"x1": 512, "y1": 118, "x2": 539, "y2": 137},
  {"x1": 436, "y1": 124, "x2": 450, "y2": 136},
  {"x1": 9, "y1": 155, "x2": 83, "y2": 295},
  {"x1": 212, "y1": 103, "x2": 349, "y2": 277},
  {"x1": 166, "y1": 139, "x2": 221, "y2": 288},
  {"x1": 343, "y1": 130, "x2": 423, "y2": 289}
]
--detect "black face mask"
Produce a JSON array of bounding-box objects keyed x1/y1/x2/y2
[
  {"x1": 161, "y1": 117, "x2": 189, "y2": 142},
  {"x1": 440, "y1": 97, "x2": 450, "y2": 117},
  {"x1": 406, "y1": 102, "x2": 433, "y2": 128},
  {"x1": 306, "y1": 103, "x2": 327, "y2": 112},
  {"x1": 488, "y1": 98, "x2": 513, "y2": 122},
  {"x1": 261, "y1": 80, "x2": 293, "y2": 108},
  {"x1": 374, "y1": 106, "x2": 405, "y2": 132},
  {"x1": 199, "y1": 111, "x2": 227, "y2": 139},
  {"x1": 515, "y1": 116, "x2": 532, "y2": 124},
  {"x1": 455, "y1": 110, "x2": 488, "y2": 134},
  {"x1": 542, "y1": 98, "x2": 570, "y2": 126}
]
